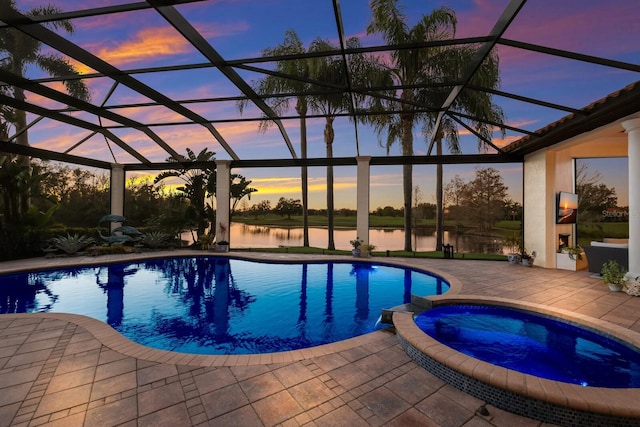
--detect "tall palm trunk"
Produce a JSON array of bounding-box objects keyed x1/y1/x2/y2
[
  {"x1": 12, "y1": 87, "x2": 31, "y2": 216},
  {"x1": 10, "y1": 59, "x2": 29, "y2": 149},
  {"x1": 401, "y1": 116, "x2": 413, "y2": 252},
  {"x1": 325, "y1": 117, "x2": 335, "y2": 250},
  {"x1": 11, "y1": 60, "x2": 31, "y2": 216},
  {"x1": 297, "y1": 100, "x2": 309, "y2": 246},
  {"x1": 435, "y1": 136, "x2": 444, "y2": 251},
  {"x1": 13, "y1": 100, "x2": 29, "y2": 148}
]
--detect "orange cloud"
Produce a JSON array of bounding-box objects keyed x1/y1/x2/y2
[
  {"x1": 115, "y1": 105, "x2": 187, "y2": 125},
  {"x1": 247, "y1": 176, "x2": 356, "y2": 196},
  {"x1": 370, "y1": 173, "x2": 402, "y2": 188},
  {"x1": 68, "y1": 15, "x2": 251, "y2": 74},
  {"x1": 493, "y1": 135, "x2": 524, "y2": 148},
  {"x1": 72, "y1": 26, "x2": 194, "y2": 74}
]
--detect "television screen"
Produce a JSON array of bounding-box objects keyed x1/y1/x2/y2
[{"x1": 557, "y1": 192, "x2": 578, "y2": 224}]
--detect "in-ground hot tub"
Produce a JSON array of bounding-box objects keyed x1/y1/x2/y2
[{"x1": 393, "y1": 296, "x2": 640, "y2": 427}]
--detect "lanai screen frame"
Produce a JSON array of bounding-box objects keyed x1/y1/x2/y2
[{"x1": 0, "y1": 0, "x2": 638, "y2": 174}]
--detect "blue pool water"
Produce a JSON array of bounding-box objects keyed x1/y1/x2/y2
[
  {"x1": 0, "y1": 257, "x2": 448, "y2": 354},
  {"x1": 414, "y1": 304, "x2": 640, "y2": 388}
]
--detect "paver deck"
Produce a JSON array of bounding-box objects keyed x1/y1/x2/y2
[{"x1": 2, "y1": 251, "x2": 640, "y2": 426}]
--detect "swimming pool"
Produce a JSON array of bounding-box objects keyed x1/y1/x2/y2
[{"x1": 0, "y1": 256, "x2": 449, "y2": 354}]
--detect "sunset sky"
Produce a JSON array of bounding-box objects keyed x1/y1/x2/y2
[{"x1": 12, "y1": 0, "x2": 639, "y2": 209}]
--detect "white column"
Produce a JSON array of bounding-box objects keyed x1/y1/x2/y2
[
  {"x1": 523, "y1": 151, "x2": 555, "y2": 267},
  {"x1": 215, "y1": 160, "x2": 231, "y2": 242},
  {"x1": 110, "y1": 164, "x2": 125, "y2": 232},
  {"x1": 622, "y1": 118, "x2": 640, "y2": 278},
  {"x1": 356, "y1": 156, "x2": 371, "y2": 246}
]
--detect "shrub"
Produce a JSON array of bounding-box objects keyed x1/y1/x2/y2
[
  {"x1": 601, "y1": 260, "x2": 627, "y2": 286},
  {"x1": 49, "y1": 233, "x2": 95, "y2": 255},
  {"x1": 142, "y1": 231, "x2": 171, "y2": 249}
]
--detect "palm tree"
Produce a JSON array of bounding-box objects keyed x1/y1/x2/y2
[
  {"x1": 1, "y1": 0, "x2": 90, "y2": 220},
  {"x1": 307, "y1": 36, "x2": 391, "y2": 250},
  {"x1": 0, "y1": 0, "x2": 91, "y2": 148},
  {"x1": 238, "y1": 30, "x2": 312, "y2": 247},
  {"x1": 154, "y1": 148, "x2": 217, "y2": 241},
  {"x1": 367, "y1": 0, "x2": 505, "y2": 251},
  {"x1": 0, "y1": 154, "x2": 54, "y2": 259},
  {"x1": 225, "y1": 174, "x2": 258, "y2": 216},
  {"x1": 241, "y1": 31, "x2": 387, "y2": 250},
  {"x1": 367, "y1": 0, "x2": 457, "y2": 251},
  {"x1": 306, "y1": 38, "x2": 354, "y2": 251},
  {"x1": 0, "y1": 90, "x2": 16, "y2": 141}
]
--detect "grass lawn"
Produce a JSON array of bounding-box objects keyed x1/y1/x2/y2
[
  {"x1": 578, "y1": 222, "x2": 629, "y2": 245},
  {"x1": 232, "y1": 246, "x2": 508, "y2": 261}
]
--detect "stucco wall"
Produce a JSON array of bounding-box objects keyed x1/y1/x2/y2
[{"x1": 523, "y1": 150, "x2": 555, "y2": 267}]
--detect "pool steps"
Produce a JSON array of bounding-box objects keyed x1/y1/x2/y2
[{"x1": 381, "y1": 294, "x2": 432, "y2": 324}]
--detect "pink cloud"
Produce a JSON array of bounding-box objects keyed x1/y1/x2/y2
[
  {"x1": 30, "y1": 127, "x2": 101, "y2": 154},
  {"x1": 195, "y1": 21, "x2": 251, "y2": 40},
  {"x1": 25, "y1": 89, "x2": 70, "y2": 110},
  {"x1": 502, "y1": 1, "x2": 639, "y2": 56},
  {"x1": 455, "y1": 0, "x2": 507, "y2": 38}
]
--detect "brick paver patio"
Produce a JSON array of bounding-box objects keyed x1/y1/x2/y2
[{"x1": 2, "y1": 251, "x2": 639, "y2": 426}]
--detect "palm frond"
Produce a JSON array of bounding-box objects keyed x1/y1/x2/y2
[{"x1": 34, "y1": 53, "x2": 90, "y2": 102}]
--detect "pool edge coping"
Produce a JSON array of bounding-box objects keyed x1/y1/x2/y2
[{"x1": 1, "y1": 311, "x2": 401, "y2": 367}]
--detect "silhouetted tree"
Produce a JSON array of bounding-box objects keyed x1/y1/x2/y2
[
  {"x1": 154, "y1": 148, "x2": 216, "y2": 240},
  {"x1": 454, "y1": 167, "x2": 508, "y2": 233},
  {"x1": 275, "y1": 197, "x2": 302, "y2": 219},
  {"x1": 576, "y1": 162, "x2": 617, "y2": 220},
  {"x1": 248, "y1": 200, "x2": 272, "y2": 219}
]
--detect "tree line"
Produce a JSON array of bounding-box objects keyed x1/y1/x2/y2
[
  {"x1": 0, "y1": 147, "x2": 258, "y2": 260},
  {"x1": 1, "y1": 152, "x2": 624, "y2": 261},
  {"x1": 246, "y1": 167, "x2": 522, "y2": 228}
]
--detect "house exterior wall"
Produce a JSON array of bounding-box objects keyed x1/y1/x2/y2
[
  {"x1": 523, "y1": 125, "x2": 628, "y2": 269},
  {"x1": 622, "y1": 118, "x2": 640, "y2": 278}
]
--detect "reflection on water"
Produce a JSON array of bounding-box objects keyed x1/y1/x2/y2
[
  {"x1": 0, "y1": 257, "x2": 448, "y2": 354},
  {"x1": 226, "y1": 223, "x2": 509, "y2": 254}
]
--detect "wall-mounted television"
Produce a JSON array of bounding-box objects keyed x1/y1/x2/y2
[{"x1": 557, "y1": 191, "x2": 578, "y2": 224}]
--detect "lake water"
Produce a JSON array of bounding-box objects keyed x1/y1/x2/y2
[{"x1": 208, "y1": 223, "x2": 509, "y2": 254}]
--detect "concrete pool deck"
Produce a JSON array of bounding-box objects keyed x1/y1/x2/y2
[{"x1": 2, "y1": 250, "x2": 640, "y2": 426}]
